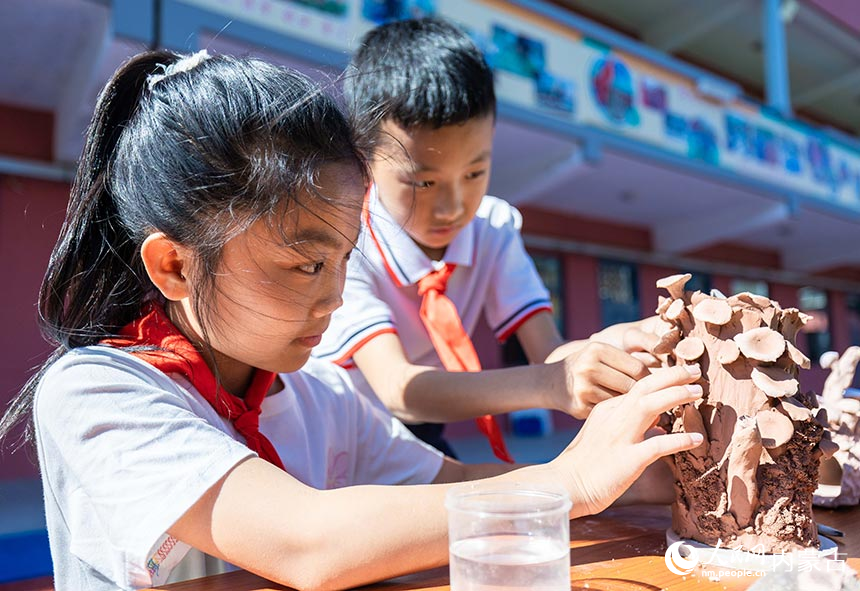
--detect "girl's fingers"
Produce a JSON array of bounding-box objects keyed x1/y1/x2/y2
[
  {"x1": 638, "y1": 431, "x2": 705, "y2": 462},
  {"x1": 638, "y1": 383, "x2": 703, "y2": 419},
  {"x1": 592, "y1": 365, "x2": 643, "y2": 396},
  {"x1": 631, "y1": 350, "x2": 661, "y2": 367},
  {"x1": 628, "y1": 364, "x2": 701, "y2": 398}
]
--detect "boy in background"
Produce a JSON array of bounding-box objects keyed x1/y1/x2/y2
[{"x1": 313, "y1": 17, "x2": 656, "y2": 459}]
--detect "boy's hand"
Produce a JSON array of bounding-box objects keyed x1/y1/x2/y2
[
  {"x1": 552, "y1": 342, "x2": 652, "y2": 419},
  {"x1": 551, "y1": 364, "x2": 704, "y2": 517}
]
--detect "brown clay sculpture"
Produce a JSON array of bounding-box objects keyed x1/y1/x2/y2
[{"x1": 654, "y1": 274, "x2": 835, "y2": 553}]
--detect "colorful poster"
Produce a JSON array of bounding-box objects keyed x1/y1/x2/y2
[
  {"x1": 590, "y1": 57, "x2": 638, "y2": 126},
  {"x1": 641, "y1": 77, "x2": 667, "y2": 112},
  {"x1": 361, "y1": 0, "x2": 435, "y2": 24},
  {"x1": 536, "y1": 72, "x2": 574, "y2": 114},
  {"x1": 290, "y1": 0, "x2": 349, "y2": 16},
  {"x1": 174, "y1": 0, "x2": 860, "y2": 213},
  {"x1": 484, "y1": 22, "x2": 574, "y2": 116},
  {"x1": 490, "y1": 24, "x2": 545, "y2": 79}
]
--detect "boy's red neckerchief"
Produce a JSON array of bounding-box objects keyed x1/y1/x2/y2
[
  {"x1": 101, "y1": 302, "x2": 285, "y2": 470},
  {"x1": 417, "y1": 264, "x2": 514, "y2": 464}
]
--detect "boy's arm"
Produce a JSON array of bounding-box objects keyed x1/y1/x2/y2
[
  {"x1": 432, "y1": 456, "x2": 525, "y2": 482},
  {"x1": 353, "y1": 331, "x2": 649, "y2": 421},
  {"x1": 353, "y1": 332, "x2": 565, "y2": 422}
]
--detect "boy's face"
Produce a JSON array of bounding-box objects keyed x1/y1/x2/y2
[{"x1": 372, "y1": 115, "x2": 494, "y2": 260}]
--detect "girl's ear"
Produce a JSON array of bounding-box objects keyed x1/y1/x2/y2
[{"x1": 140, "y1": 232, "x2": 190, "y2": 301}]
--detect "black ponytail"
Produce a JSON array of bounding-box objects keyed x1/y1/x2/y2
[{"x1": 44, "y1": 51, "x2": 178, "y2": 347}]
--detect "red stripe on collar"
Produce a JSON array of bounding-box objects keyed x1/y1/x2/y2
[{"x1": 363, "y1": 187, "x2": 404, "y2": 288}]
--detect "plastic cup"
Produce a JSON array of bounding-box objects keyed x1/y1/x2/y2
[{"x1": 445, "y1": 481, "x2": 572, "y2": 591}]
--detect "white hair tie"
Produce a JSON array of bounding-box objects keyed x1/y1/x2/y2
[{"x1": 147, "y1": 50, "x2": 211, "y2": 90}]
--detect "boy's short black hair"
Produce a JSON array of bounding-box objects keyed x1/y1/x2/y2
[{"x1": 346, "y1": 16, "x2": 496, "y2": 134}]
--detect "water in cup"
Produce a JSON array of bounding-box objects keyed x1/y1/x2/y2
[
  {"x1": 450, "y1": 533, "x2": 570, "y2": 591},
  {"x1": 446, "y1": 481, "x2": 572, "y2": 591}
]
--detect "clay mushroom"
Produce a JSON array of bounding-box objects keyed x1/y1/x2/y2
[
  {"x1": 675, "y1": 336, "x2": 705, "y2": 362},
  {"x1": 656, "y1": 273, "x2": 692, "y2": 300},
  {"x1": 717, "y1": 340, "x2": 741, "y2": 365},
  {"x1": 739, "y1": 309, "x2": 763, "y2": 331},
  {"x1": 691, "y1": 291, "x2": 709, "y2": 305},
  {"x1": 653, "y1": 326, "x2": 682, "y2": 355},
  {"x1": 665, "y1": 299, "x2": 686, "y2": 321},
  {"x1": 751, "y1": 366, "x2": 799, "y2": 398},
  {"x1": 733, "y1": 327, "x2": 786, "y2": 362},
  {"x1": 755, "y1": 409, "x2": 795, "y2": 449},
  {"x1": 732, "y1": 292, "x2": 768, "y2": 309},
  {"x1": 767, "y1": 306, "x2": 785, "y2": 330},
  {"x1": 780, "y1": 308, "x2": 810, "y2": 342},
  {"x1": 692, "y1": 298, "x2": 733, "y2": 326},
  {"x1": 777, "y1": 397, "x2": 813, "y2": 422},
  {"x1": 786, "y1": 342, "x2": 811, "y2": 369}
]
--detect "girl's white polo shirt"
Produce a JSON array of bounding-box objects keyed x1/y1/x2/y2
[
  {"x1": 34, "y1": 347, "x2": 443, "y2": 591},
  {"x1": 313, "y1": 187, "x2": 552, "y2": 406}
]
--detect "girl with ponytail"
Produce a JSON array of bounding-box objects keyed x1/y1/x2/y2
[{"x1": 0, "y1": 50, "x2": 704, "y2": 591}]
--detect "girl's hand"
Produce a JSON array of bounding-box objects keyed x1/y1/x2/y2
[
  {"x1": 551, "y1": 342, "x2": 652, "y2": 419},
  {"x1": 551, "y1": 364, "x2": 704, "y2": 517}
]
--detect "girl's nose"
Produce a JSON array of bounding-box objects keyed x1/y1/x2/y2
[
  {"x1": 434, "y1": 186, "x2": 464, "y2": 221},
  {"x1": 311, "y1": 289, "x2": 343, "y2": 318},
  {"x1": 311, "y1": 266, "x2": 345, "y2": 318}
]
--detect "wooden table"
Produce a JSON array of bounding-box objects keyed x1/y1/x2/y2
[{"x1": 150, "y1": 505, "x2": 860, "y2": 591}]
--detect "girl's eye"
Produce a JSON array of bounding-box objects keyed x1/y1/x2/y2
[
  {"x1": 466, "y1": 170, "x2": 486, "y2": 180},
  {"x1": 411, "y1": 179, "x2": 434, "y2": 189},
  {"x1": 297, "y1": 262, "x2": 325, "y2": 275}
]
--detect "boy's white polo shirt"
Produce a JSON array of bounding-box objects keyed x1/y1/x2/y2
[{"x1": 313, "y1": 186, "x2": 552, "y2": 405}]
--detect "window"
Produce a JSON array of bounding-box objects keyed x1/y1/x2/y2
[
  {"x1": 798, "y1": 286, "x2": 831, "y2": 365},
  {"x1": 846, "y1": 293, "x2": 860, "y2": 389},
  {"x1": 531, "y1": 254, "x2": 564, "y2": 335},
  {"x1": 503, "y1": 253, "x2": 564, "y2": 367},
  {"x1": 598, "y1": 259, "x2": 639, "y2": 328},
  {"x1": 730, "y1": 278, "x2": 769, "y2": 298},
  {"x1": 847, "y1": 293, "x2": 860, "y2": 347}
]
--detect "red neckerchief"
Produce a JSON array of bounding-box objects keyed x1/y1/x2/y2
[
  {"x1": 101, "y1": 302, "x2": 285, "y2": 470},
  {"x1": 417, "y1": 264, "x2": 514, "y2": 463}
]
